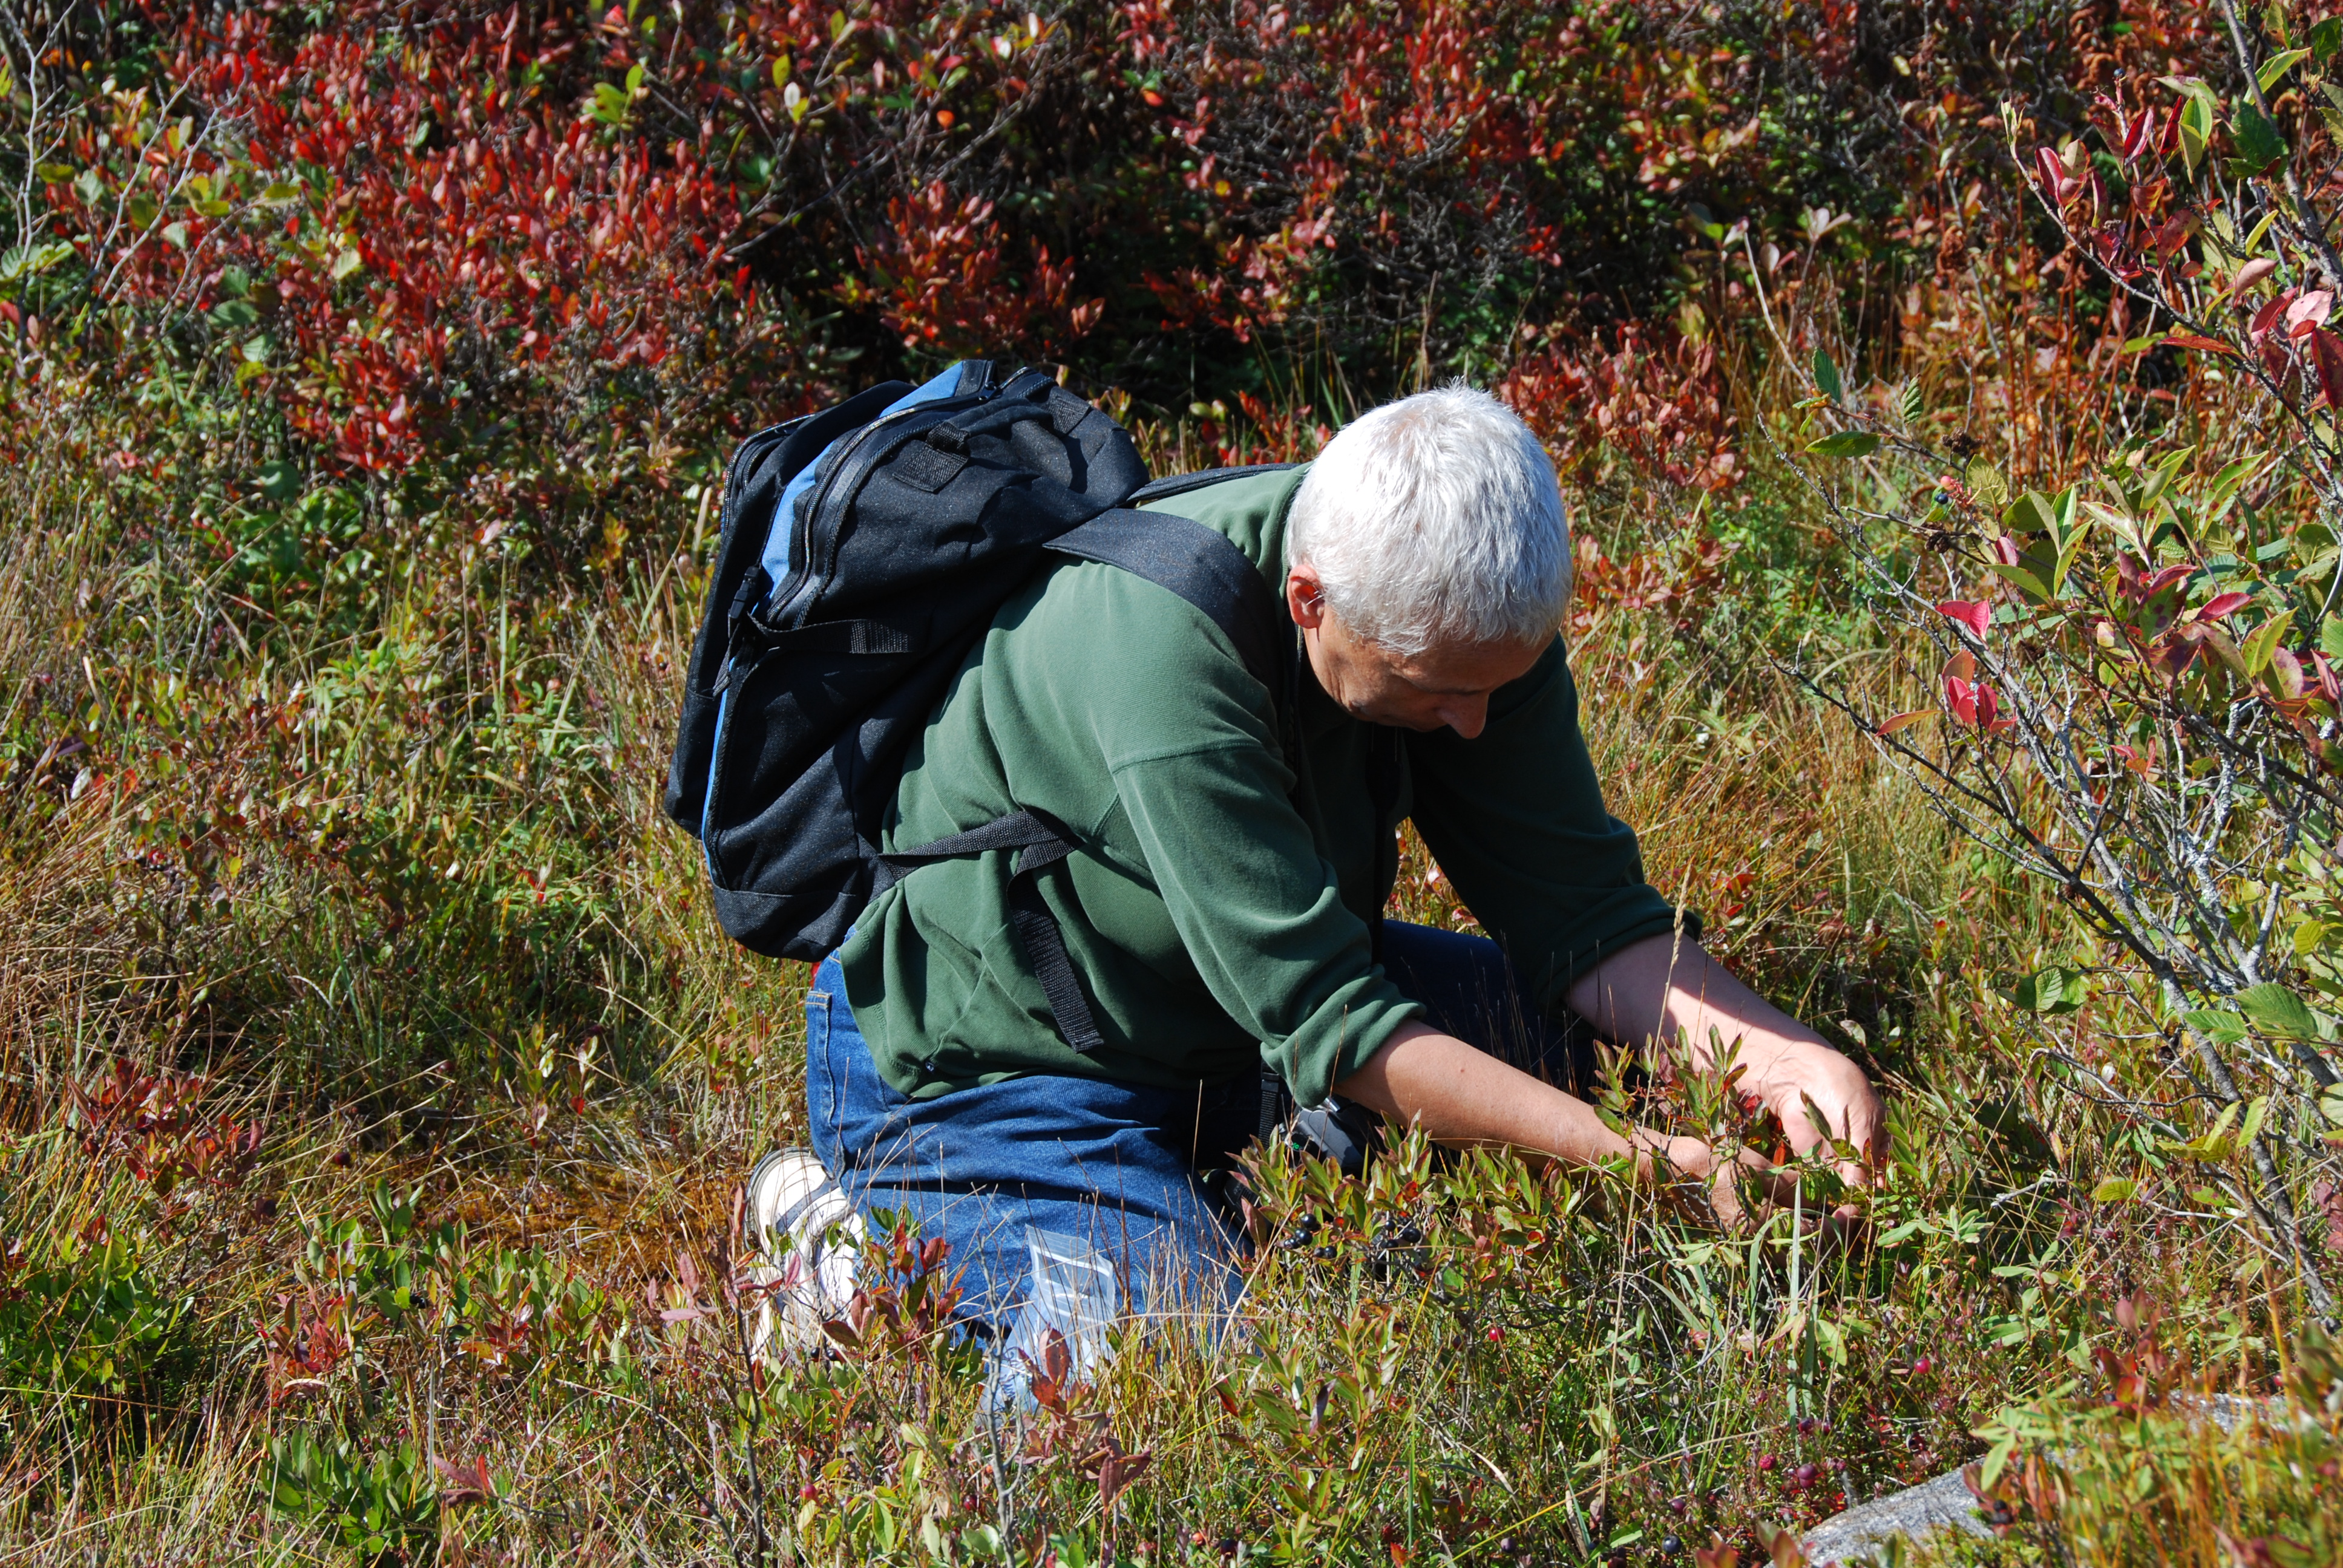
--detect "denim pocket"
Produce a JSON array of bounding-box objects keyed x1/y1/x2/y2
[{"x1": 805, "y1": 988, "x2": 842, "y2": 1169}]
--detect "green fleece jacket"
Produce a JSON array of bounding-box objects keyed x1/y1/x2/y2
[{"x1": 837, "y1": 465, "x2": 1679, "y2": 1105}]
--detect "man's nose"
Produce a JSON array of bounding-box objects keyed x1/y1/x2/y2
[{"x1": 1439, "y1": 697, "x2": 1490, "y2": 739}]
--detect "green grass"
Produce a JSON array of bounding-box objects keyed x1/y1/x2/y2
[{"x1": 0, "y1": 390, "x2": 2336, "y2": 1566}]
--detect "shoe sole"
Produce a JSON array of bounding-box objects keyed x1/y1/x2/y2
[{"x1": 742, "y1": 1149, "x2": 863, "y2": 1361}]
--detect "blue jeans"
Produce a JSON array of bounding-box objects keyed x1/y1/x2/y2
[{"x1": 805, "y1": 920, "x2": 1592, "y2": 1326}]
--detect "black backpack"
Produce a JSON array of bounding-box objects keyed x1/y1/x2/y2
[{"x1": 664, "y1": 361, "x2": 1292, "y2": 1054}]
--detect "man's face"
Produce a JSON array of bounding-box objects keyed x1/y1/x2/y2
[{"x1": 1286, "y1": 564, "x2": 1549, "y2": 739}]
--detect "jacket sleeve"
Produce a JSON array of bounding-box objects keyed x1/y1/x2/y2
[
  {"x1": 1049, "y1": 572, "x2": 1423, "y2": 1106},
  {"x1": 1104, "y1": 737, "x2": 1422, "y2": 1106},
  {"x1": 1406, "y1": 641, "x2": 1686, "y2": 1018}
]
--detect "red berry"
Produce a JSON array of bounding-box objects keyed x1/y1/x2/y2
[
  {"x1": 1486, "y1": 1326, "x2": 1504, "y2": 1344},
  {"x1": 798, "y1": 1484, "x2": 818, "y2": 1501},
  {"x1": 1757, "y1": 1453, "x2": 1777, "y2": 1472},
  {"x1": 1912, "y1": 1356, "x2": 1933, "y2": 1376},
  {"x1": 1792, "y1": 1463, "x2": 1820, "y2": 1488}
]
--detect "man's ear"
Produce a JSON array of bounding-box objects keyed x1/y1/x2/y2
[{"x1": 1286, "y1": 562, "x2": 1327, "y2": 630}]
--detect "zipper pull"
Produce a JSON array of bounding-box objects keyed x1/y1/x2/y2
[
  {"x1": 712, "y1": 566, "x2": 779, "y2": 699},
  {"x1": 727, "y1": 566, "x2": 774, "y2": 636}
]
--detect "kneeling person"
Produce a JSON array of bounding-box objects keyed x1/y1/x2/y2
[{"x1": 758, "y1": 385, "x2": 1884, "y2": 1330}]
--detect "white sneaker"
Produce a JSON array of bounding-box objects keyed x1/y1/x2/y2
[{"x1": 742, "y1": 1149, "x2": 863, "y2": 1360}]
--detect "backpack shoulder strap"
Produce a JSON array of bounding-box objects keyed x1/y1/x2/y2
[
  {"x1": 1046, "y1": 507, "x2": 1285, "y2": 693},
  {"x1": 871, "y1": 507, "x2": 1290, "y2": 1060},
  {"x1": 1126, "y1": 462, "x2": 1303, "y2": 506}
]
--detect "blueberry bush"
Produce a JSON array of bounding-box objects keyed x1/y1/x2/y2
[{"x1": 1, "y1": 1, "x2": 2339, "y2": 1563}]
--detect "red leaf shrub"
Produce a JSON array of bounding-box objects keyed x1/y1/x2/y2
[
  {"x1": 5, "y1": 0, "x2": 2235, "y2": 584},
  {"x1": 1500, "y1": 325, "x2": 1738, "y2": 495},
  {"x1": 842, "y1": 180, "x2": 1102, "y2": 357}
]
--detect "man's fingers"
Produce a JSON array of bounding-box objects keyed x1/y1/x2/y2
[
  {"x1": 1846, "y1": 1085, "x2": 1890, "y2": 1170},
  {"x1": 1775, "y1": 1089, "x2": 1846, "y2": 1158},
  {"x1": 1706, "y1": 1168, "x2": 1743, "y2": 1230},
  {"x1": 1732, "y1": 1147, "x2": 1798, "y2": 1210},
  {"x1": 1815, "y1": 1204, "x2": 1869, "y2": 1253},
  {"x1": 1777, "y1": 1079, "x2": 1890, "y2": 1174}
]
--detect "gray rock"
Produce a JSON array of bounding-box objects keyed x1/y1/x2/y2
[
  {"x1": 1800, "y1": 1394, "x2": 2291, "y2": 1564},
  {"x1": 1801, "y1": 1466, "x2": 1991, "y2": 1565}
]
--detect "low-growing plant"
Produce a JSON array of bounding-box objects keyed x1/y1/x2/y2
[
  {"x1": 1770, "y1": 14, "x2": 2343, "y2": 1318},
  {"x1": 265, "y1": 1429, "x2": 442, "y2": 1563},
  {"x1": 0, "y1": 1220, "x2": 198, "y2": 1445}
]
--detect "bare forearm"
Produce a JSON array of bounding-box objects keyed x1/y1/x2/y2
[
  {"x1": 1320, "y1": 930, "x2": 1882, "y2": 1221},
  {"x1": 1564, "y1": 932, "x2": 1885, "y2": 1169},
  {"x1": 1333, "y1": 1021, "x2": 1696, "y2": 1180},
  {"x1": 1566, "y1": 932, "x2": 1828, "y2": 1081}
]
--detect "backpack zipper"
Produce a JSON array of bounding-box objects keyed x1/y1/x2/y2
[
  {"x1": 704, "y1": 375, "x2": 996, "y2": 869},
  {"x1": 770, "y1": 386, "x2": 995, "y2": 631},
  {"x1": 716, "y1": 381, "x2": 1001, "y2": 694}
]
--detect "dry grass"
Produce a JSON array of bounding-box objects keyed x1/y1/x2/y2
[{"x1": 0, "y1": 393, "x2": 2335, "y2": 1566}]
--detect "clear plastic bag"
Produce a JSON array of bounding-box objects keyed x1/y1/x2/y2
[{"x1": 979, "y1": 1225, "x2": 1121, "y2": 1413}]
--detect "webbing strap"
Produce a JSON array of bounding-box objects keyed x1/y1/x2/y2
[
  {"x1": 877, "y1": 810, "x2": 1106, "y2": 1056},
  {"x1": 714, "y1": 612, "x2": 916, "y2": 693},
  {"x1": 735, "y1": 617, "x2": 916, "y2": 657},
  {"x1": 874, "y1": 810, "x2": 1067, "y2": 867},
  {"x1": 1003, "y1": 838, "x2": 1104, "y2": 1056},
  {"x1": 1257, "y1": 1066, "x2": 1292, "y2": 1146}
]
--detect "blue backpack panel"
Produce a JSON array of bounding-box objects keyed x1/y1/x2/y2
[{"x1": 664, "y1": 361, "x2": 1291, "y2": 1053}]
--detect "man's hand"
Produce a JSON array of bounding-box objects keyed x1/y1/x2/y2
[
  {"x1": 1565, "y1": 932, "x2": 1887, "y2": 1189},
  {"x1": 1742, "y1": 1039, "x2": 1887, "y2": 1181},
  {"x1": 1648, "y1": 1135, "x2": 1787, "y2": 1230},
  {"x1": 1331, "y1": 1028, "x2": 1812, "y2": 1233},
  {"x1": 1328, "y1": 932, "x2": 1885, "y2": 1229}
]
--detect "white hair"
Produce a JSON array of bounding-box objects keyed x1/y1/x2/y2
[{"x1": 1287, "y1": 384, "x2": 1570, "y2": 657}]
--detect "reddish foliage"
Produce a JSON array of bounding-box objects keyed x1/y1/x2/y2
[
  {"x1": 843, "y1": 181, "x2": 1101, "y2": 357},
  {"x1": 461, "y1": 1300, "x2": 542, "y2": 1368},
  {"x1": 67, "y1": 1061, "x2": 262, "y2": 1198},
  {"x1": 1501, "y1": 327, "x2": 1738, "y2": 494},
  {"x1": 1178, "y1": 391, "x2": 1336, "y2": 468},
  {"x1": 431, "y1": 1454, "x2": 499, "y2": 1508},
  {"x1": 1118, "y1": 0, "x2": 1791, "y2": 347},
  {"x1": 258, "y1": 1285, "x2": 354, "y2": 1406},
  {"x1": 81, "y1": 8, "x2": 761, "y2": 479},
  {"x1": 817, "y1": 1219, "x2": 963, "y2": 1362},
  {"x1": 13, "y1": 0, "x2": 2238, "y2": 569},
  {"x1": 1568, "y1": 528, "x2": 1728, "y2": 638}
]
